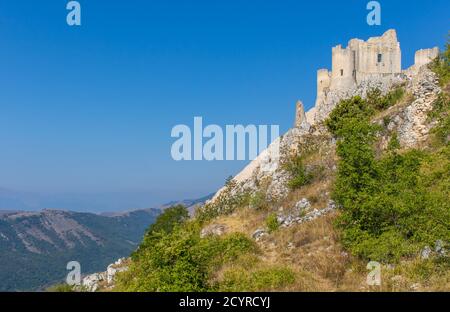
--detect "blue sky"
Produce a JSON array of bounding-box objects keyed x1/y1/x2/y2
[{"x1": 0, "y1": 0, "x2": 448, "y2": 211}]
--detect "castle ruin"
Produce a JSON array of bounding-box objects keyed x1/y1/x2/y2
[{"x1": 296, "y1": 29, "x2": 439, "y2": 127}]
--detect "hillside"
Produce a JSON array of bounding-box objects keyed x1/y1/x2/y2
[
  {"x1": 0, "y1": 208, "x2": 160, "y2": 291},
  {"x1": 104, "y1": 32, "x2": 449, "y2": 292}
]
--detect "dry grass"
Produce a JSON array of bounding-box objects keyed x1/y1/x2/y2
[
  {"x1": 206, "y1": 205, "x2": 267, "y2": 237},
  {"x1": 207, "y1": 207, "x2": 450, "y2": 292}
]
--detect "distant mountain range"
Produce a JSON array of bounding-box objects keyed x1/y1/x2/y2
[
  {"x1": 0, "y1": 193, "x2": 213, "y2": 291},
  {"x1": 160, "y1": 193, "x2": 214, "y2": 215},
  {"x1": 0, "y1": 187, "x2": 202, "y2": 213},
  {"x1": 0, "y1": 208, "x2": 160, "y2": 291}
]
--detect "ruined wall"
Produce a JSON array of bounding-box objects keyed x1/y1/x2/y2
[
  {"x1": 328, "y1": 29, "x2": 402, "y2": 91},
  {"x1": 415, "y1": 47, "x2": 439, "y2": 67},
  {"x1": 354, "y1": 29, "x2": 401, "y2": 77},
  {"x1": 310, "y1": 29, "x2": 403, "y2": 124}
]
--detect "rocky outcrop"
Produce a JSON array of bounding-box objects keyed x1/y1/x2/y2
[
  {"x1": 252, "y1": 229, "x2": 268, "y2": 241},
  {"x1": 277, "y1": 199, "x2": 337, "y2": 228},
  {"x1": 81, "y1": 272, "x2": 106, "y2": 292},
  {"x1": 392, "y1": 67, "x2": 441, "y2": 147},
  {"x1": 81, "y1": 257, "x2": 129, "y2": 292},
  {"x1": 206, "y1": 30, "x2": 440, "y2": 220},
  {"x1": 313, "y1": 74, "x2": 405, "y2": 124},
  {"x1": 200, "y1": 224, "x2": 228, "y2": 238},
  {"x1": 420, "y1": 240, "x2": 447, "y2": 260}
]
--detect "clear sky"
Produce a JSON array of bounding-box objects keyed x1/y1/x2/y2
[{"x1": 0, "y1": 0, "x2": 448, "y2": 211}]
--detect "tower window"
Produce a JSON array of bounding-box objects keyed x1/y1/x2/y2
[
  {"x1": 377, "y1": 53, "x2": 382, "y2": 63},
  {"x1": 340, "y1": 69, "x2": 344, "y2": 76}
]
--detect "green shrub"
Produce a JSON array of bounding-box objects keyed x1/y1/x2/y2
[
  {"x1": 136, "y1": 205, "x2": 189, "y2": 254},
  {"x1": 285, "y1": 155, "x2": 321, "y2": 190},
  {"x1": 430, "y1": 37, "x2": 450, "y2": 86},
  {"x1": 147, "y1": 205, "x2": 188, "y2": 236},
  {"x1": 366, "y1": 87, "x2": 405, "y2": 111},
  {"x1": 325, "y1": 96, "x2": 374, "y2": 136},
  {"x1": 429, "y1": 92, "x2": 450, "y2": 145},
  {"x1": 196, "y1": 179, "x2": 251, "y2": 222},
  {"x1": 116, "y1": 222, "x2": 256, "y2": 292},
  {"x1": 387, "y1": 132, "x2": 400, "y2": 152},
  {"x1": 266, "y1": 213, "x2": 279, "y2": 233},
  {"x1": 249, "y1": 191, "x2": 268, "y2": 210},
  {"x1": 330, "y1": 94, "x2": 450, "y2": 263}
]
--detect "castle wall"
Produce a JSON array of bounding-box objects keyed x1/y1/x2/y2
[
  {"x1": 307, "y1": 29, "x2": 435, "y2": 126},
  {"x1": 330, "y1": 45, "x2": 355, "y2": 90},
  {"x1": 310, "y1": 30, "x2": 403, "y2": 125},
  {"x1": 415, "y1": 47, "x2": 439, "y2": 67}
]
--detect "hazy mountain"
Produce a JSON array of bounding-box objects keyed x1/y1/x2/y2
[
  {"x1": 0, "y1": 188, "x2": 178, "y2": 213},
  {"x1": 0, "y1": 208, "x2": 160, "y2": 291},
  {"x1": 160, "y1": 193, "x2": 214, "y2": 215}
]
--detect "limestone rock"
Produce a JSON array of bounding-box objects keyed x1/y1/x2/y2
[
  {"x1": 294, "y1": 198, "x2": 311, "y2": 212},
  {"x1": 252, "y1": 229, "x2": 268, "y2": 241},
  {"x1": 81, "y1": 272, "x2": 105, "y2": 292},
  {"x1": 421, "y1": 246, "x2": 432, "y2": 260},
  {"x1": 106, "y1": 258, "x2": 128, "y2": 284},
  {"x1": 200, "y1": 224, "x2": 228, "y2": 238}
]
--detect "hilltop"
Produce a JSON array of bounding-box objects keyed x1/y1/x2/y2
[{"x1": 68, "y1": 30, "x2": 449, "y2": 292}]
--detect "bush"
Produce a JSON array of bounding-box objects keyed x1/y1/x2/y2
[
  {"x1": 116, "y1": 222, "x2": 257, "y2": 292},
  {"x1": 147, "y1": 205, "x2": 189, "y2": 236},
  {"x1": 284, "y1": 155, "x2": 324, "y2": 190},
  {"x1": 266, "y1": 213, "x2": 279, "y2": 233},
  {"x1": 325, "y1": 96, "x2": 374, "y2": 136},
  {"x1": 330, "y1": 94, "x2": 450, "y2": 263},
  {"x1": 429, "y1": 92, "x2": 450, "y2": 145},
  {"x1": 430, "y1": 37, "x2": 450, "y2": 86},
  {"x1": 196, "y1": 179, "x2": 250, "y2": 222},
  {"x1": 249, "y1": 191, "x2": 268, "y2": 210},
  {"x1": 367, "y1": 87, "x2": 405, "y2": 111},
  {"x1": 136, "y1": 205, "x2": 189, "y2": 254}
]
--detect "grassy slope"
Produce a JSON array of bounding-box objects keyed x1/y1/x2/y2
[{"x1": 114, "y1": 50, "x2": 449, "y2": 292}]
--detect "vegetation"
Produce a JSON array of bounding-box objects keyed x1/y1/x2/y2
[
  {"x1": 114, "y1": 40, "x2": 450, "y2": 292},
  {"x1": 430, "y1": 37, "x2": 450, "y2": 86},
  {"x1": 249, "y1": 191, "x2": 269, "y2": 210},
  {"x1": 116, "y1": 206, "x2": 258, "y2": 291},
  {"x1": 196, "y1": 178, "x2": 251, "y2": 222},
  {"x1": 266, "y1": 213, "x2": 279, "y2": 233},
  {"x1": 0, "y1": 209, "x2": 159, "y2": 291},
  {"x1": 366, "y1": 86, "x2": 405, "y2": 110},
  {"x1": 46, "y1": 283, "x2": 77, "y2": 292},
  {"x1": 219, "y1": 265, "x2": 296, "y2": 291},
  {"x1": 285, "y1": 154, "x2": 325, "y2": 190},
  {"x1": 326, "y1": 87, "x2": 450, "y2": 262}
]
